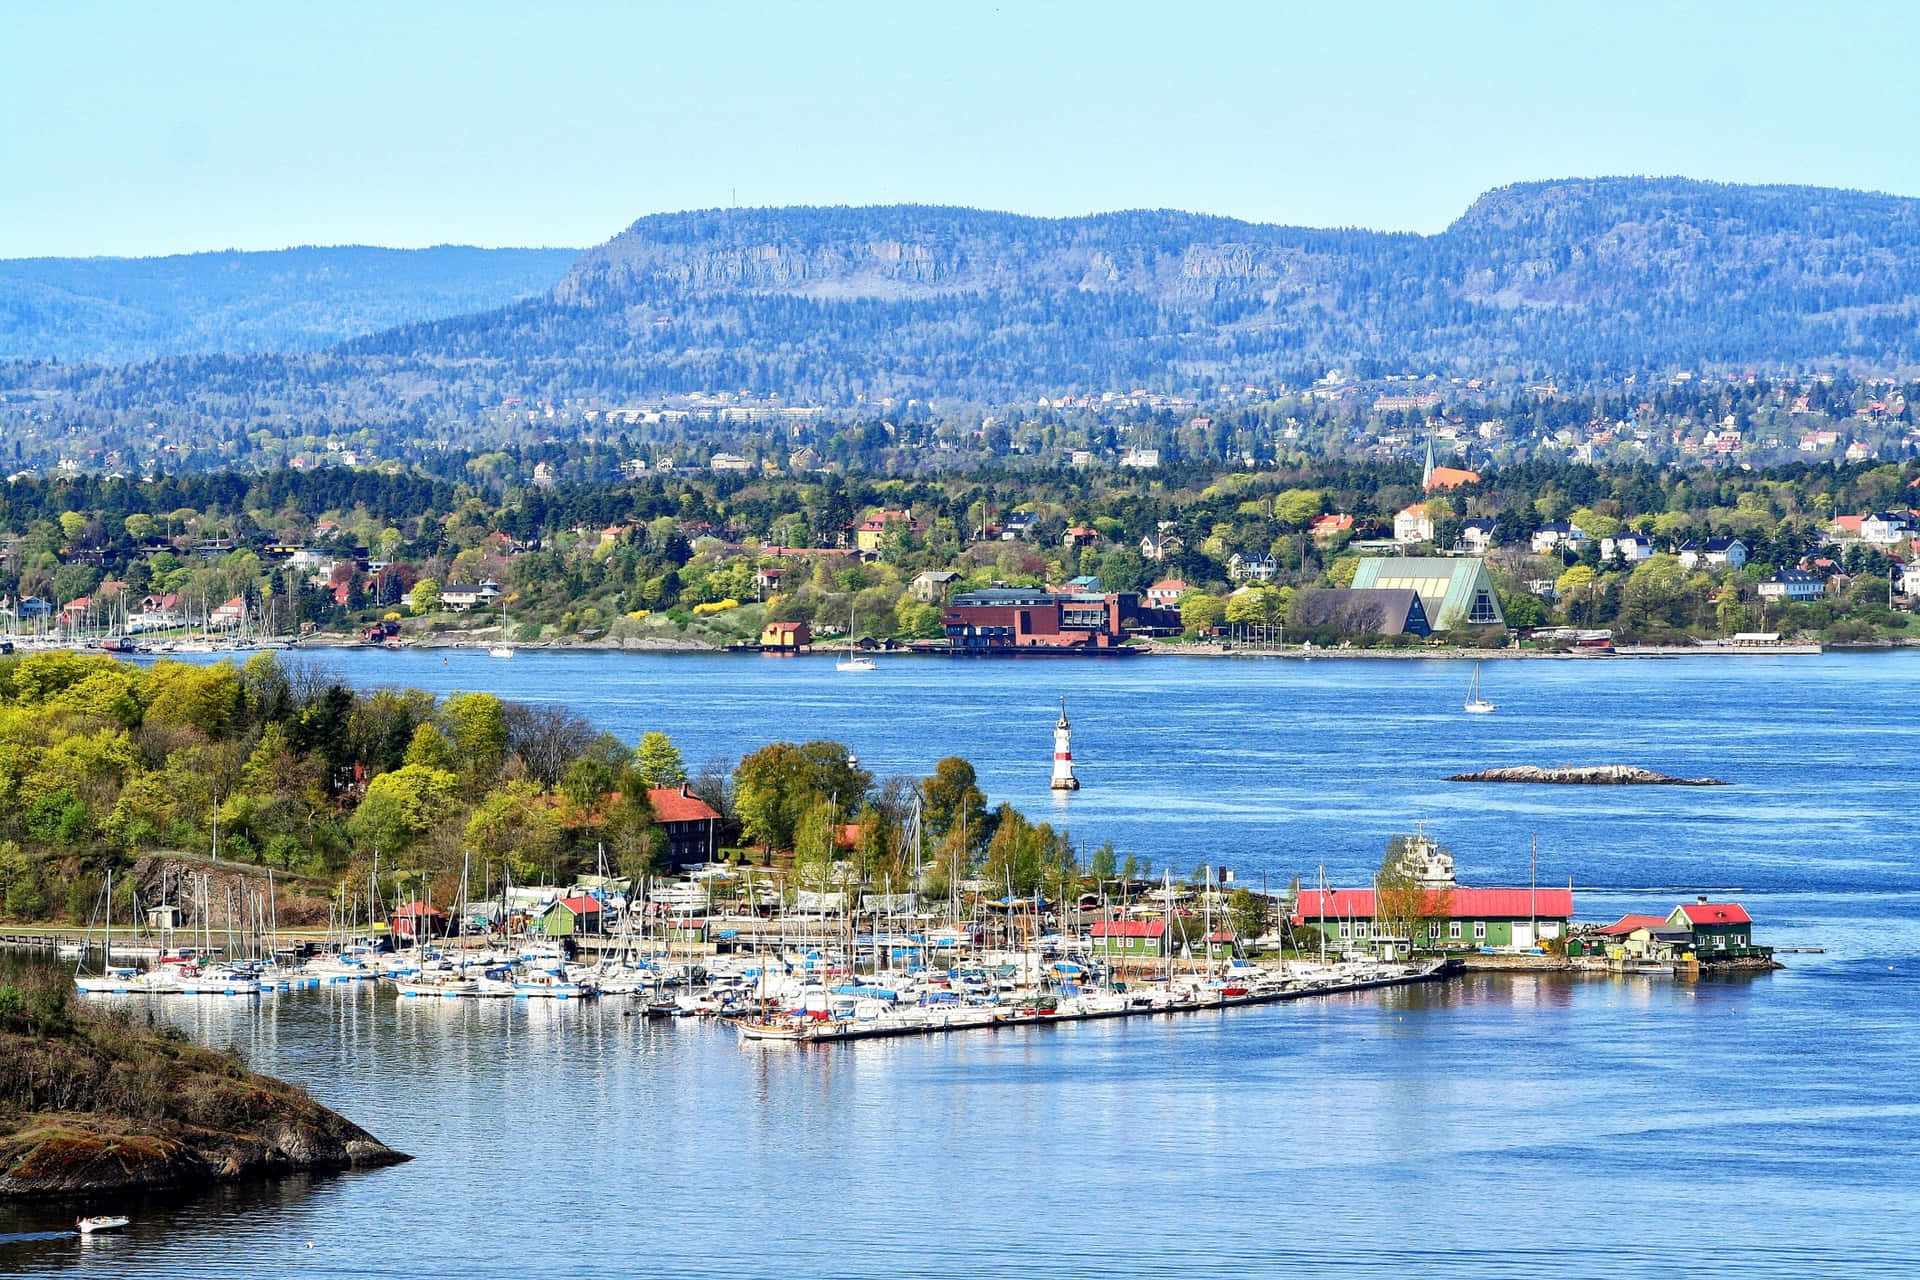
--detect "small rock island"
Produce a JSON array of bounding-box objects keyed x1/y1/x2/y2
[
  {"x1": 1447, "y1": 765, "x2": 1728, "y2": 786},
  {"x1": 0, "y1": 973, "x2": 406, "y2": 1199}
]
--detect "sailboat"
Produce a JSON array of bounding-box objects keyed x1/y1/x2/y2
[
  {"x1": 488, "y1": 591, "x2": 515, "y2": 658},
  {"x1": 836, "y1": 599, "x2": 875, "y2": 672},
  {"x1": 1464, "y1": 663, "x2": 1496, "y2": 714}
]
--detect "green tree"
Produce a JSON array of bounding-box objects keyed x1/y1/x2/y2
[
  {"x1": 1180, "y1": 592, "x2": 1225, "y2": 636},
  {"x1": 634, "y1": 731, "x2": 687, "y2": 789},
  {"x1": 439, "y1": 692, "x2": 507, "y2": 786},
  {"x1": 347, "y1": 763, "x2": 457, "y2": 855},
  {"x1": 409, "y1": 578, "x2": 441, "y2": 614},
  {"x1": 463, "y1": 779, "x2": 564, "y2": 884},
  {"x1": 1227, "y1": 887, "x2": 1272, "y2": 945}
]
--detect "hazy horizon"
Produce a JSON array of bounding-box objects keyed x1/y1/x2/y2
[{"x1": 7, "y1": 2, "x2": 1920, "y2": 257}]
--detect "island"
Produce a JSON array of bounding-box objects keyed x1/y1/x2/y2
[
  {"x1": 1, "y1": 972, "x2": 407, "y2": 1199},
  {"x1": 1446, "y1": 765, "x2": 1728, "y2": 786}
]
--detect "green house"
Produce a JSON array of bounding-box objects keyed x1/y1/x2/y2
[
  {"x1": 1668, "y1": 900, "x2": 1762, "y2": 957},
  {"x1": 1091, "y1": 919, "x2": 1167, "y2": 956},
  {"x1": 537, "y1": 895, "x2": 605, "y2": 938}
]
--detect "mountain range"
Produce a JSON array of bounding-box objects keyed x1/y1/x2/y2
[
  {"x1": 0, "y1": 245, "x2": 579, "y2": 362},
  {"x1": 6, "y1": 178, "x2": 1920, "y2": 424}
]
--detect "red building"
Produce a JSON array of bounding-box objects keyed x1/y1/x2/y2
[{"x1": 938, "y1": 589, "x2": 1138, "y2": 653}]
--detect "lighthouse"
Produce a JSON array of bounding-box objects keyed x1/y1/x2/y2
[{"x1": 1050, "y1": 697, "x2": 1080, "y2": 791}]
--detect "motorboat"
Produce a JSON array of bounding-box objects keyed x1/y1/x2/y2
[{"x1": 76, "y1": 1216, "x2": 130, "y2": 1234}]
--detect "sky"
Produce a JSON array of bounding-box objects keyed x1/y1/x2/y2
[{"x1": 4, "y1": 1, "x2": 1918, "y2": 258}]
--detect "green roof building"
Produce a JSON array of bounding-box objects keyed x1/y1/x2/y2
[{"x1": 1349, "y1": 557, "x2": 1505, "y2": 630}]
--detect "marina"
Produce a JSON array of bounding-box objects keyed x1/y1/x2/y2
[{"x1": 3, "y1": 651, "x2": 1918, "y2": 1278}]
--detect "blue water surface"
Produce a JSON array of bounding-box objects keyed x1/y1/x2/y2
[{"x1": 2, "y1": 650, "x2": 1915, "y2": 1277}]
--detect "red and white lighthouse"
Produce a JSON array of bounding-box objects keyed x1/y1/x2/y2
[{"x1": 1050, "y1": 697, "x2": 1080, "y2": 791}]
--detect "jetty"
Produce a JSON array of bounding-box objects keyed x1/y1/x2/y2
[{"x1": 1447, "y1": 765, "x2": 1727, "y2": 786}]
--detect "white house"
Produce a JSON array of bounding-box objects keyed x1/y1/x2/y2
[
  {"x1": 1227, "y1": 552, "x2": 1277, "y2": 583},
  {"x1": 1145, "y1": 579, "x2": 1190, "y2": 608},
  {"x1": 1531, "y1": 521, "x2": 1589, "y2": 554},
  {"x1": 1393, "y1": 504, "x2": 1434, "y2": 545},
  {"x1": 1861, "y1": 512, "x2": 1912, "y2": 546},
  {"x1": 1756, "y1": 568, "x2": 1825, "y2": 602},
  {"x1": 1119, "y1": 448, "x2": 1161, "y2": 469},
  {"x1": 1139, "y1": 532, "x2": 1181, "y2": 562},
  {"x1": 1458, "y1": 518, "x2": 1498, "y2": 555},
  {"x1": 439, "y1": 580, "x2": 504, "y2": 611},
  {"x1": 1677, "y1": 538, "x2": 1749, "y2": 571},
  {"x1": 1601, "y1": 533, "x2": 1654, "y2": 564}
]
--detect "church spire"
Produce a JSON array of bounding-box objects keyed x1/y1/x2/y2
[{"x1": 1422, "y1": 434, "x2": 1436, "y2": 490}]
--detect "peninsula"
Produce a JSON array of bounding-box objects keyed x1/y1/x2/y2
[
  {"x1": 1446, "y1": 765, "x2": 1727, "y2": 786},
  {"x1": 0, "y1": 973, "x2": 406, "y2": 1199}
]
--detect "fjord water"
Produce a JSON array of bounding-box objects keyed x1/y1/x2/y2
[{"x1": 5, "y1": 651, "x2": 1918, "y2": 1278}]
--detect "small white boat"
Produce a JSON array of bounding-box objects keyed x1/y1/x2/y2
[
  {"x1": 836, "y1": 654, "x2": 876, "y2": 672},
  {"x1": 77, "y1": 1215, "x2": 130, "y2": 1234},
  {"x1": 1464, "y1": 662, "x2": 1495, "y2": 714},
  {"x1": 487, "y1": 645, "x2": 516, "y2": 659}
]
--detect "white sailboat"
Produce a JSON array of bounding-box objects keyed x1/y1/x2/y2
[
  {"x1": 836, "y1": 599, "x2": 875, "y2": 671},
  {"x1": 1464, "y1": 663, "x2": 1495, "y2": 714},
  {"x1": 488, "y1": 592, "x2": 515, "y2": 658}
]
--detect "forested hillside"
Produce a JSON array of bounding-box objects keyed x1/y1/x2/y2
[
  {"x1": 7, "y1": 178, "x2": 1920, "y2": 450},
  {"x1": 0, "y1": 245, "x2": 580, "y2": 362}
]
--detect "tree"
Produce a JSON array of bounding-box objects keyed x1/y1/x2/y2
[
  {"x1": 463, "y1": 779, "x2": 563, "y2": 884},
  {"x1": 922, "y1": 756, "x2": 987, "y2": 847},
  {"x1": 1501, "y1": 590, "x2": 1547, "y2": 628},
  {"x1": 408, "y1": 579, "x2": 441, "y2": 614},
  {"x1": 439, "y1": 692, "x2": 507, "y2": 787},
  {"x1": 1376, "y1": 835, "x2": 1454, "y2": 950},
  {"x1": 1227, "y1": 888, "x2": 1272, "y2": 945},
  {"x1": 347, "y1": 763, "x2": 457, "y2": 855},
  {"x1": 1272, "y1": 488, "x2": 1324, "y2": 527},
  {"x1": 635, "y1": 731, "x2": 687, "y2": 789},
  {"x1": 732, "y1": 740, "x2": 869, "y2": 852},
  {"x1": 1180, "y1": 592, "x2": 1225, "y2": 636}
]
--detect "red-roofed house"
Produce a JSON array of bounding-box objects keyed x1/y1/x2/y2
[
  {"x1": 1145, "y1": 579, "x2": 1190, "y2": 608},
  {"x1": 1596, "y1": 913, "x2": 1694, "y2": 961},
  {"x1": 1669, "y1": 899, "x2": 1757, "y2": 956},
  {"x1": 1292, "y1": 886, "x2": 1574, "y2": 953},
  {"x1": 1090, "y1": 918, "x2": 1168, "y2": 957},
  {"x1": 538, "y1": 895, "x2": 605, "y2": 938},
  {"x1": 1310, "y1": 513, "x2": 1355, "y2": 542},
  {"x1": 1063, "y1": 525, "x2": 1100, "y2": 549},
  {"x1": 856, "y1": 509, "x2": 919, "y2": 553},
  {"x1": 389, "y1": 900, "x2": 446, "y2": 942},
  {"x1": 648, "y1": 786, "x2": 723, "y2": 871}
]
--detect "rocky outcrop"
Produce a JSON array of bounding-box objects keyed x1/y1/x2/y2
[
  {"x1": 1447, "y1": 765, "x2": 1726, "y2": 786},
  {"x1": 0, "y1": 983, "x2": 407, "y2": 1199},
  {"x1": 0, "y1": 1110, "x2": 406, "y2": 1198}
]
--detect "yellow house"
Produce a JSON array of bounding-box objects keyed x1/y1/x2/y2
[{"x1": 856, "y1": 509, "x2": 918, "y2": 553}]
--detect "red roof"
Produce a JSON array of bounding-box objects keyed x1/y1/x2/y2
[
  {"x1": 1091, "y1": 920, "x2": 1167, "y2": 938},
  {"x1": 554, "y1": 896, "x2": 603, "y2": 915},
  {"x1": 1599, "y1": 913, "x2": 1671, "y2": 936},
  {"x1": 1424, "y1": 466, "x2": 1482, "y2": 491},
  {"x1": 389, "y1": 901, "x2": 444, "y2": 918},
  {"x1": 1292, "y1": 887, "x2": 1574, "y2": 922},
  {"x1": 647, "y1": 786, "x2": 721, "y2": 824},
  {"x1": 1674, "y1": 901, "x2": 1751, "y2": 927}
]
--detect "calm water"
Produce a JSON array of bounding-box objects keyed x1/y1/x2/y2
[{"x1": 4, "y1": 651, "x2": 1918, "y2": 1277}]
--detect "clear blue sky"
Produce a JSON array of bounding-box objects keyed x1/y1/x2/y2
[{"x1": 4, "y1": 1, "x2": 1916, "y2": 258}]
